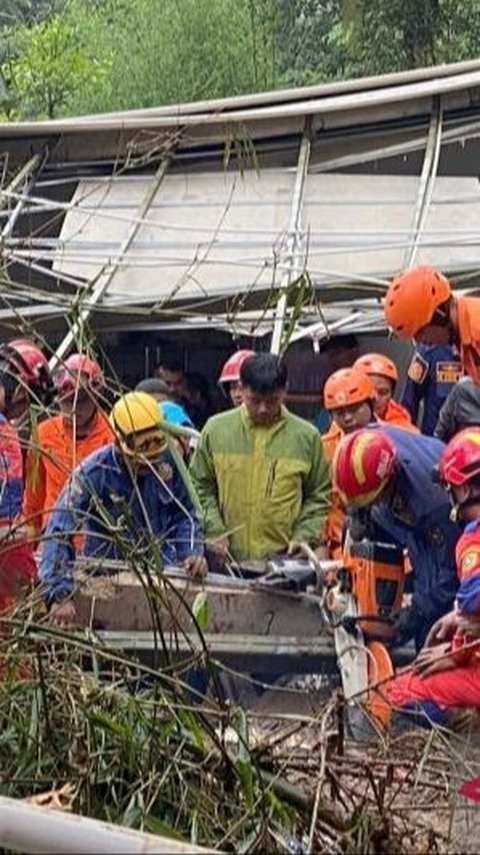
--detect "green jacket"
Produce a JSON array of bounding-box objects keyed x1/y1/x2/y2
[{"x1": 190, "y1": 405, "x2": 331, "y2": 561}]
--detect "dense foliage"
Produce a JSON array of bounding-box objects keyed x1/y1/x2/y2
[{"x1": 1, "y1": 0, "x2": 479, "y2": 119}]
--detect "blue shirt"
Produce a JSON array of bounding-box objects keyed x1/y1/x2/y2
[
  {"x1": 39, "y1": 443, "x2": 204, "y2": 603},
  {"x1": 368, "y1": 424, "x2": 460, "y2": 629},
  {"x1": 400, "y1": 344, "x2": 462, "y2": 435}
]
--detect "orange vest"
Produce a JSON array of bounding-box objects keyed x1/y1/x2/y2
[
  {"x1": 23, "y1": 410, "x2": 113, "y2": 537},
  {"x1": 321, "y1": 422, "x2": 345, "y2": 559},
  {"x1": 382, "y1": 398, "x2": 418, "y2": 431},
  {"x1": 457, "y1": 295, "x2": 480, "y2": 385}
]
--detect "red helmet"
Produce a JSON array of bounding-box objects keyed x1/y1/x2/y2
[
  {"x1": 384, "y1": 266, "x2": 451, "y2": 339},
  {"x1": 355, "y1": 353, "x2": 398, "y2": 384},
  {"x1": 324, "y1": 367, "x2": 375, "y2": 410},
  {"x1": 0, "y1": 338, "x2": 53, "y2": 403},
  {"x1": 438, "y1": 428, "x2": 480, "y2": 487},
  {"x1": 333, "y1": 428, "x2": 397, "y2": 507},
  {"x1": 219, "y1": 350, "x2": 255, "y2": 384},
  {"x1": 54, "y1": 353, "x2": 103, "y2": 397}
]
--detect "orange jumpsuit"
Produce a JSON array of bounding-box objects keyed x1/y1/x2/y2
[
  {"x1": 322, "y1": 422, "x2": 345, "y2": 559},
  {"x1": 387, "y1": 519, "x2": 480, "y2": 716},
  {"x1": 23, "y1": 411, "x2": 113, "y2": 538},
  {"x1": 456, "y1": 295, "x2": 480, "y2": 385},
  {"x1": 382, "y1": 399, "x2": 418, "y2": 431}
]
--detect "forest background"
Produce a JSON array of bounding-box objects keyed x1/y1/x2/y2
[{"x1": 1, "y1": 0, "x2": 480, "y2": 121}]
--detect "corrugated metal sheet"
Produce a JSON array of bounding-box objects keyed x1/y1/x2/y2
[
  {"x1": 49, "y1": 172, "x2": 480, "y2": 304},
  {"x1": 2, "y1": 58, "x2": 480, "y2": 340}
]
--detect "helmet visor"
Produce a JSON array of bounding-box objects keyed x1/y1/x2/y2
[{"x1": 122, "y1": 428, "x2": 167, "y2": 459}]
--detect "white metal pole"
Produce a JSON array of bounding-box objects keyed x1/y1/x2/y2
[
  {"x1": 404, "y1": 94, "x2": 443, "y2": 269},
  {"x1": 0, "y1": 152, "x2": 46, "y2": 240},
  {"x1": 270, "y1": 130, "x2": 311, "y2": 355},
  {"x1": 0, "y1": 795, "x2": 217, "y2": 854},
  {"x1": 50, "y1": 154, "x2": 171, "y2": 370}
]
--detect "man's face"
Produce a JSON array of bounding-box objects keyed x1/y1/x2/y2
[
  {"x1": 331, "y1": 400, "x2": 373, "y2": 434},
  {"x1": 241, "y1": 386, "x2": 285, "y2": 426},
  {"x1": 7, "y1": 384, "x2": 29, "y2": 422},
  {"x1": 119, "y1": 429, "x2": 167, "y2": 474},
  {"x1": 158, "y1": 368, "x2": 186, "y2": 400},
  {"x1": 229, "y1": 381, "x2": 244, "y2": 407},
  {"x1": 59, "y1": 389, "x2": 97, "y2": 430},
  {"x1": 370, "y1": 375, "x2": 393, "y2": 419}
]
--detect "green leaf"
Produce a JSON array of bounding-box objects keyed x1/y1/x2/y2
[
  {"x1": 190, "y1": 809, "x2": 198, "y2": 845},
  {"x1": 88, "y1": 709, "x2": 131, "y2": 740},
  {"x1": 234, "y1": 708, "x2": 255, "y2": 809},
  {"x1": 192, "y1": 591, "x2": 208, "y2": 632}
]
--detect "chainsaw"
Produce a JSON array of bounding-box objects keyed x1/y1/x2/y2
[{"x1": 251, "y1": 539, "x2": 405, "y2": 731}]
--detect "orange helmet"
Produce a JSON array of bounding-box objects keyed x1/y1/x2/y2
[
  {"x1": 324, "y1": 367, "x2": 375, "y2": 411},
  {"x1": 219, "y1": 350, "x2": 255, "y2": 384},
  {"x1": 384, "y1": 266, "x2": 451, "y2": 339},
  {"x1": 355, "y1": 353, "x2": 398, "y2": 384},
  {"x1": 333, "y1": 428, "x2": 397, "y2": 507}
]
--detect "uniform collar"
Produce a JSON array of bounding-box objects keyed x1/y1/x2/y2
[
  {"x1": 62, "y1": 408, "x2": 100, "y2": 437},
  {"x1": 240, "y1": 403, "x2": 287, "y2": 429}
]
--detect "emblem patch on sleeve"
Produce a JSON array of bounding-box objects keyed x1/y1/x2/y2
[
  {"x1": 407, "y1": 353, "x2": 428, "y2": 384},
  {"x1": 436, "y1": 361, "x2": 462, "y2": 384},
  {"x1": 459, "y1": 548, "x2": 480, "y2": 576}
]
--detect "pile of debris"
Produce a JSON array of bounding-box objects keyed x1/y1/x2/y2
[{"x1": 0, "y1": 616, "x2": 477, "y2": 854}]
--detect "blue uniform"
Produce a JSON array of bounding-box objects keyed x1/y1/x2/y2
[
  {"x1": 368, "y1": 425, "x2": 460, "y2": 647},
  {"x1": 400, "y1": 345, "x2": 462, "y2": 435},
  {"x1": 39, "y1": 444, "x2": 204, "y2": 604}
]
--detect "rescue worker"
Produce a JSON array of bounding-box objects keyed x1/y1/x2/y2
[
  {"x1": 135, "y1": 378, "x2": 171, "y2": 401},
  {"x1": 434, "y1": 377, "x2": 480, "y2": 443},
  {"x1": 354, "y1": 353, "x2": 416, "y2": 429},
  {"x1": 23, "y1": 353, "x2": 113, "y2": 539},
  {"x1": 384, "y1": 265, "x2": 480, "y2": 384},
  {"x1": 333, "y1": 426, "x2": 460, "y2": 649},
  {"x1": 40, "y1": 391, "x2": 206, "y2": 625},
  {"x1": 322, "y1": 367, "x2": 377, "y2": 557},
  {"x1": 0, "y1": 338, "x2": 53, "y2": 611},
  {"x1": 387, "y1": 428, "x2": 480, "y2": 724},
  {"x1": 190, "y1": 353, "x2": 330, "y2": 564},
  {"x1": 400, "y1": 344, "x2": 462, "y2": 435},
  {"x1": 218, "y1": 350, "x2": 255, "y2": 408},
  {"x1": 0, "y1": 337, "x2": 54, "y2": 425}
]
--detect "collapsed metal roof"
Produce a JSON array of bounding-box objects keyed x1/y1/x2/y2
[{"x1": 1, "y1": 58, "x2": 480, "y2": 351}]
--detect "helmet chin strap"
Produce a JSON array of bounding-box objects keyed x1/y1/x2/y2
[
  {"x1": 449, "y1": 485, "x2": 480, "y2": 521},
  {"x1": 0, "y1": 363, "x2": 19, "y2": 414}
]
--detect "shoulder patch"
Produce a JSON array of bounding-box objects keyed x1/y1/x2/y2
[
  {"x1": 407, "y1": 353, "x2": 428, "y2": 384},
  {"x1": 157, "y1": 462, "x2": 173, "y2": 481},
  {"x1": 459, "y1": 548, "x2": 480, "y2": 576},
  {"x1": 435, "y1": 361, "x2": 462, "y2": 384}
]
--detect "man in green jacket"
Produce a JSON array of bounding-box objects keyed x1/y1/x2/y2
[{"x1": 190, "y1": 353, "x2": 331, "y2": 564}]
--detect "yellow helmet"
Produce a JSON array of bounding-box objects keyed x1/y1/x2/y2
[{"x1": 110, "y1": 391, "x2": 166, "y2": 458}]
